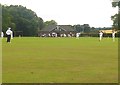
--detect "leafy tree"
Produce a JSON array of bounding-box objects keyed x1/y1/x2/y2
[
  {"x1": 111, "y1": 1, "x2": 120, "y2": 30},
  {"x1": 83, "y1": 24, "x2": 90, "y2": 33},
  {"x1": 112, "y1": 2, "x2": 119, "y2": 7},
  {"x1": 44, "y1": 20, "x2": 57, "y2": 27},
  {"x1": 8, "y1": 5, "x2": 39, "y2": 36},
  {"x1": 74, "y1": 24, "x2": 84, "y2": 32},
  {"x1": 37, "y1": 17, "x2": 44, "y2": 30},
  {"x1": 2, "y1": 5, "x2": 44, "y2": 36},
  {"x1": 111, "y1": 14, "x2": 118, "y2": 30},
  {"x1": 2, "y1": 5, "x2": 13, "y2": 32}
]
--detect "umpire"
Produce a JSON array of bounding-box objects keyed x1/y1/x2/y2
[{"x1": 6, "y1": 27, "x2": 13, "y2": 43}]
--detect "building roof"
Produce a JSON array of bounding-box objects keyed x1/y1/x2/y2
[
  {"x1": 100, "y1": 30, "x2": 117, "y2": 33},
  {"x1": 40, "y1": 25, "x2": 75, "y2": 32},
  {"x1": 40, "y1": 25, "x2": 56, "y2": 32},
  {"x1": 58, "y1": 25, "x2": 75, "y2": 31}
]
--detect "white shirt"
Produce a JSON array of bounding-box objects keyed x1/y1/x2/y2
[
  {"x1": 112, "y1": 32, "x2": 115, "y2": 37},
  {"x1": 99, "y1": 32, "x2": 103, "y2": 37},
  {"x1": 76, "y1": 33, "x2": 81, "y2": 37},
  {"x1": 6, "y1": 29, "x2": 12, "y2": 35}
]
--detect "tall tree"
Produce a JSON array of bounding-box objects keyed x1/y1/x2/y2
[
  {"x1": 111, "y1": 14, "x2": 118, "y2": 29},
  {"x1": 2, "y1": 5, "x2": 13, "y2": 32},
  {"x1": 83, "y1": 24, "x2": 90, "y2": 33},
  {"x1": 74, "y1": 24, "x2": 84, "y2": 32},
  {"x1": 2, "y1": 5, "x2": 44, "y2": 36},
  {"x1": 44, "y1": 20, "x2": 57, "y2": 27},
  {"x1": 111, "y1": 1, "x2": 120, "y2": 30},
  {"x1": 37, "y1": 17, "x2": 44, "y2": 30}
]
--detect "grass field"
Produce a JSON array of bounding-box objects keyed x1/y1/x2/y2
[
  {"x1": 0, "y1": 38, "x2": 2, "y2": 83},
  {"x1": 2, "y1": 37, "x2": 118, "y2": 83}
]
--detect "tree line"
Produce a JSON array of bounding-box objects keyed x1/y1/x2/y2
[
  {"x1": 1, "y1": 3, "x2": 118, "y2": 37},
  {"x1": 1, "y1": 4, "x2": 57, "y2": 36}
]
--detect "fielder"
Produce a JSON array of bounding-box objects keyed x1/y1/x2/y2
[
  {"x1": 76, "y1": 33, "x2": 81, "y2": 39},
  {"x1": 112, "y1": 31, "x2": 116, "y2": 42},
  {"x1": 99, "y1": 31, "x2": 103, "y2": 41}
]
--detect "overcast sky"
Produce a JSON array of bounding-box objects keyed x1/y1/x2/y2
[{"x1": 0, "y1": 0, "x2": 118, "y2": 27}]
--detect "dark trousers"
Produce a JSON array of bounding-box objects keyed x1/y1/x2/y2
[{"x1": 7, "y1": 35, "x2": 11, "y2": 42}]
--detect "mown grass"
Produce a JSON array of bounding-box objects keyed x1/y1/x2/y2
[
  {"x1": 2, "y1": 37, "x2": 118, "y2": 83},
  {"x1": 0, "y1": 38, "x2": 2, "y2": 83}
]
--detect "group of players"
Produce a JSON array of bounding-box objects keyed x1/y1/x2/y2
[
  {"x1": 0, "y1": 27, "x2": 117, "y2": 43},
  {"x1": 99, "y1": 30, "x2": 116, "y2": 42}
]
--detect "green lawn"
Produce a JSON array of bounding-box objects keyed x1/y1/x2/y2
[
  {"x1": 0, "y1": 38, "x2": 2, "y2": 84},
  {"x1": 2, "y1": 37, "x2": 118, "y2": 83}
]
